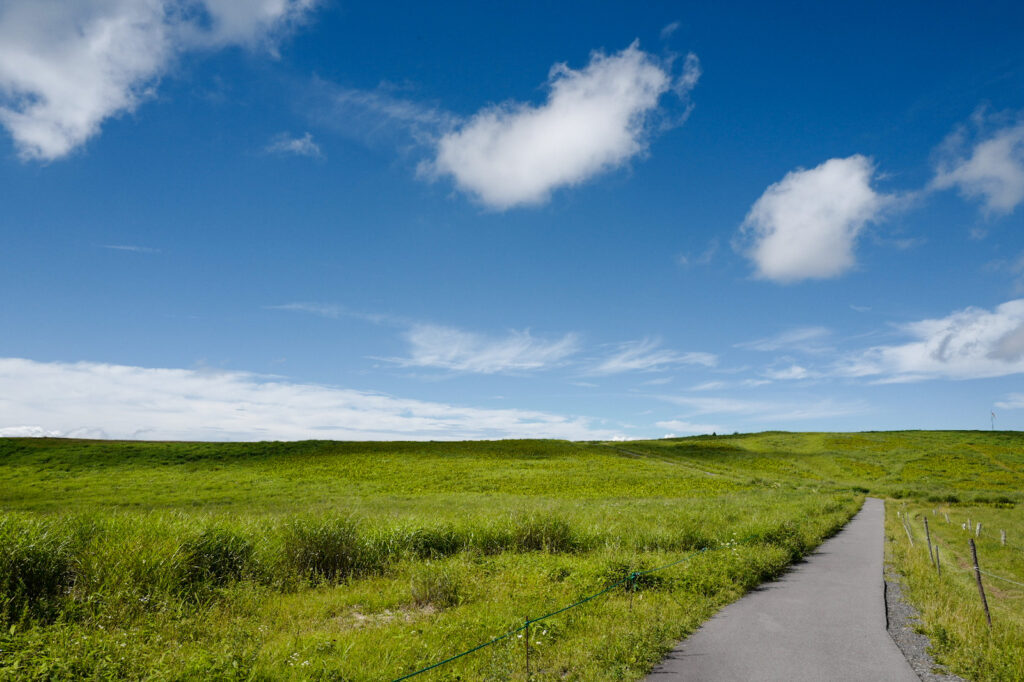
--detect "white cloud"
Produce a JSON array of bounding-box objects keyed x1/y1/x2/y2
[
  {"x1": 735, "y1": 326, "x2": 831, "y2": 352},
  {"x1": 0, "y1": 425, "x2": 62, "y2": 438},
  {"x1": 763, "y1": 364, "x2": 812, "y2": 380},
  {"x1": 839, "y1": 299, "x2": 1024, "y2": 381},
  {"x1": 265, "y1": 131, "x2": 322, "y2": 158},
  {"x1": 933, "y1": 116, "x2": 1024, "y2": 214},
  {"x1": 313, "y1": 80, "x2": 456, "y2": 147},
  {"x1": 677, "y1": 238, "x2": 718, "y2": 267},
  {"x1": 0, "y1": 357, "x2": 621, "y2": 441},
  {"x1": 658, "y1": 394, "x2": 864, "y2": 422},
  {"x1": 739, "y1": 155, "x2": 889, "y2": 283},
  {"x1": 689, "y1": 381, "x2": 725, "y2": 391},
  {"x1": 0, "y1": 0, "x2": 315, "y2": 161},
  {"x1": 996, "y1": 394, "x2": 1024, "y2": 410},
  {"x1": 390, "y1": 324, "x2": 579, "y2": 374},
  {"x1": 654, "y1": 419, "x2": 720, "y2": 435},
  {"x1": 102, "y1": 244, "x2": 160, "y2": 253},
  {"x1": 426, "y1": 42, "x2": 699, "y2": 209},
  {"x1": 589, "y1": 338, "x2": 716, "y2": 375},
  {"x1": 659, "y1": 21, "x2": 681, "y2": 40}
]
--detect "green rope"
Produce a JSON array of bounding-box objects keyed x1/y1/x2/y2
[
  {"x1": 390, "y1": 621, "x2": 528, "y2": 681},
  {"x1": 389, "y1": 546, "x2": 712, "y2": 680}
]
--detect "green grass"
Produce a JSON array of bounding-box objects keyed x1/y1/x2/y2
[
  {"x1": 1, "y1": 431, "x2": 1024, "y2": 680},
  {"x1": 887, "y1": 502, "x2": 1024, "y2": 681}
]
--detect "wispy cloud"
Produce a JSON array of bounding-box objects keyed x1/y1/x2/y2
[
  {"x1": 0, "y1": 0, "x2": 317, "y2": 161},
  {"x1": 310, "y1": 80, "x2": 457, "y2": 146},
  {"x1": 932, "y1": 109, "x2": 1024, "y2": 215},
  {"x1": 589, "y1": 338, "x2": 716, "y2": 375},
  {"x1": 388, "y1": 324, "x2": 579, "y2": 374},
  {"x1": 267, "y1": 302, "x2": 393, "y2": 325},
  {"x1": 763, "y1": 364, "x2": 813, "y2": 380},
  {"x1": 837, "y1": 299, "x2": 1024, "y2": 381},
  {"x1": 737, "y1": 155, "x2": 892, "y2": 283},
  {"x1": 0, "y1": 357, "x2": 621, "y2": 441},
  {"x1": 101, "y1": 244, "x2": 160, "y2": 254},
  {"x1": 424, "y1": 42, "x2": 700, "y2": 209},
  {"x1": 658, "y1": 394, "x2": 865, "y2": 422},
  {"x1": 996, "y1": 394, "x2": 1024, "y2": 410},
  {"x1": 265, "y1": 131, "x2": 323, "y2": 158},
  {"x1": 654, "y1": 419, "x2": 720, "y2": 435},
  {"x1": 735, "y1": 326, "x2": 831, "y2": 352},
  {"x1": 677, "y1": 238, "x2": 718, "y2": 267},
  {"x1": 659, "y1": 21, "x2": 681, "y2": 40}
]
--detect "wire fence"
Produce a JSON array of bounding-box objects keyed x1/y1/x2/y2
[
  {"x1": 897, "y1": 507, "x2": 1024, "y2": 629},
  {"x1": 390, "y1": 547, "x2": 710, "y2": 680}
]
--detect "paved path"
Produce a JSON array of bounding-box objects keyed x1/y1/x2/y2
[{"x1": 646, "y1": 498, "x2": 918, "y2": 682}]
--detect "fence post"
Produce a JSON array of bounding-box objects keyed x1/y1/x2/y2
[
  {"x1": 943, "y1": 512, "x2": 949, "y2": 524},
  {"x1": 1001, "y1": 529, "x2": 1006, "y2": 546},
  {"x1": 976, "y1": 522, "x2": 982, "y2": 538},
  {"x1": 525, "y1": 618, "x2": 531, "y2": 679},
  {"x1": 935, "y1": 545, "x2": 941, "y2": 577},
  {"x1": 924, "y1": 518, "x2": 935, "y2": 568},
  {"x1": 903, "y1": 520, "x2": 914, "y2": 546},
  {"x1": 969, "y1": 539, "x2": 992, "y2": 628}
]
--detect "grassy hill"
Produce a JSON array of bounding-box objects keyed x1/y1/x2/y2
[{"x1": 1, "y1": 432, "x2": 1021, "y2": 680}]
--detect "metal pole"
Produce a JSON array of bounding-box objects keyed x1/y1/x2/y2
[{"x1": 525, "y1": 619, "x2": 530, "y2": 679}]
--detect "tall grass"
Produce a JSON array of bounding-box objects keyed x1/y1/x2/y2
[{"x1": 14, "y1": 432, "x2": 1019, "y2": 678}]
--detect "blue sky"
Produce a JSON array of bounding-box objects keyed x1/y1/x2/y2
[{"x1": 2, "y1": 0, "x2": 1024, "y2": 440}]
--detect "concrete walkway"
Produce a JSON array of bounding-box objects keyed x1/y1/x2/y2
[{"x1": 646, "y1": 498, "x2": 918, "y2": 682}]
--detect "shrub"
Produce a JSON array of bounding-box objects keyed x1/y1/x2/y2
[
  {"x1": 283, "y1": 518, "x2": 368, "y2": 583},
  {"x1": 0, "y1": 518, "x2": 77, "y2": 622},
  {"x1": 410, "y1": 564, "x2": 462, "y2": 609},
  {"x1": 180, "y1": 526, "x2": 254, "y2": 587},
  {"x1": 510, "y1": 514, "x2": 583, "y2": 553}
]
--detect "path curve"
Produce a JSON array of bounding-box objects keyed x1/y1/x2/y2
[{"x1": 646, "y1": 497, "x2": 918, "y2": 682}]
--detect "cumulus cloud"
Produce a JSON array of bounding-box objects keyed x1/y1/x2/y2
[
  {"x1": 426, "y1": 42, "x2": 700, "y2": 209},
  {"x1": 0, "y1": 0, "x2": 316, "y2": 161},
  {"x1": 739, "y1": 155, "x2": 890, "y2": 283},
  {"x1": 389, "y1": 324, "x2": 579, "y2": 374},
  {"x1": 589, "y1": 338, "x2": 716, "y2": 375},
  {"x1": 839, "y1": 299, "x2": 1024, "y2": 381},
  {"x1": 265, "y1": 131, "x2": 322, "y2": 158},
  {"x1": 933, "y1": 115, "x2": 1024, "y2": 214},
  {"x1": 0, "y1": 357, "x2": 621, "y2": 441}
]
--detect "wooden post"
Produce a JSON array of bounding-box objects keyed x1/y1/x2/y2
[
  {"x1": 935, "y1": 545, "x2": 941, "y2": 577},
  {"x1": 943, "y1": 511, "x2": 949, "y2": 524},
  {"x1": 1002, "y1": 529, "x2": 1007, "y2": 546},
  {"x1": 976, "y1": 522, "x2": 982, "y2": 538},
  {"x1": 967, "y1": 517, "x2": 972, "y2": 533},
  {"x1": 924, "y1": 518, "x2": 935, "y2": 567},
  {"x1": 969, "y1": 539, "x2": 992, "y2": 628},
  {"x1": 903, "y1": 521, "x2": 914, "y2": 546}
]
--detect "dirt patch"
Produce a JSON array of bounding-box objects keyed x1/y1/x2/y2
[{"x1": 336, "y1": 605, "x2": 437, "y2": 630}]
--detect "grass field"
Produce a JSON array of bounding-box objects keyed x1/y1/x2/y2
[{"x1": 1, "y1": 431, "x2": 1023, "y2": 680}]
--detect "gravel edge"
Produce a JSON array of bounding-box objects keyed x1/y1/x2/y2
[{"x1": 884, "y1": 567, "x2": 968, "y2": 682}]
